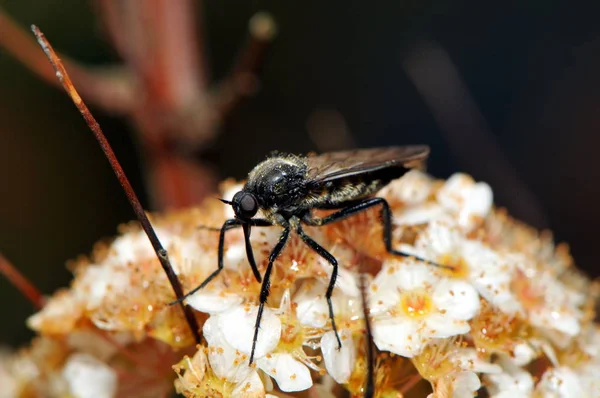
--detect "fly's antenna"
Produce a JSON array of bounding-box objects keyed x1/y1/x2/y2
[
  {"x1": 359, "y1": 272, "x2": 375, "y2": 398},
  {"x1": 31, "y1": 25, "x2": 201, "y2": 344}
]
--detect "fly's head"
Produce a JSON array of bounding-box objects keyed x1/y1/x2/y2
[{"x1": 229, "y1": 190, "x2": 259, "y2": 222}]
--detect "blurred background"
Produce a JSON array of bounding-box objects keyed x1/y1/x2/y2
[{"x1": 1, "y1": 1, "x2": 599, "y2": 347}]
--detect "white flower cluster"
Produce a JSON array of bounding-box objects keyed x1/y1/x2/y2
[{"x1": 2, "y1": 171, "x2": 598, "y2": 398}]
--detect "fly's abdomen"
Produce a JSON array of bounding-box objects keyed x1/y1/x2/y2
[
  {"x1": 313, "y1": 177, "x2": 384, "y2": 207},
  {"x1": 310, "y1": 166, "x2": 410, "y2": 208}
]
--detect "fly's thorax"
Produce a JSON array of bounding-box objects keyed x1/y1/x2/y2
[{"x1": 244, "y1": 155, "x2": 309, "y2": 212}]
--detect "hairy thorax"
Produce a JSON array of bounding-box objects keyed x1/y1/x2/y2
[{"x1": 244, "y1": 155, "x2": 310, "y2": 220}]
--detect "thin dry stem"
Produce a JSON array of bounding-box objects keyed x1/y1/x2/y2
[
  {"x1": 0, "y1": 252, "x2": 43, "y2": 310},
  {"x1": 31, "y1": 25, "x2": 201, "y2": 344}
]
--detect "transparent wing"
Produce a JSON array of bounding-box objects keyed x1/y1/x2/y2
[{"x1": 306, "y1": 146, "x2": 430, "y2": 182}]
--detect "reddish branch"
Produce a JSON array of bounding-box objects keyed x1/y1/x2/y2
[
  {"x1": 31, "y1": 25, "x2": 201, "y2": 343},
  {"x1": 0, "y1": 252, "x2": 44, "y2": 310},
  {"x1": 0, "y1": 4, "x2": 276, "y2": 209}
]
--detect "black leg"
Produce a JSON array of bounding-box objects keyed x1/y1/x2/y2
[
  {"x1": 171, "y1": 218, "x2": 275, "y2": 305},
  {"x1": 304, "y1": 197, "x2": 452, "y2": 269},
  {"x1": 241, "y1": 218, "x2": 275, "y2": 284},
  {"x1": 243, "y1": 223, "x2": 262, "y2": 283},
  {"x1": 250, "y1": 225, "x2": 290, "y2": 364},
  {"x1": 295, "y1": 223, "x2": 342, "y2": 350},
  {"x1": 169, "y1": 218, "x2": 240, "y2": 305}
]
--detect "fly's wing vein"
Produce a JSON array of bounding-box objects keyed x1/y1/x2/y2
[{"x1": 306, "y1": 146, "x2": 430, "y2": 183}]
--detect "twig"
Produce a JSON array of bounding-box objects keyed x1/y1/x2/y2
[
  {"x1": 212, "y1": 12, "x2": 278, "y2": 117},
  {"x1": 31, "y1": 25, "x2": 201, "y2": 344},
  {"x1": 0, "y1": 252, "x2": 44, "y2": 310},
  {"x1": 1, "y1": 5, "x2": 277, "y2": 209}
]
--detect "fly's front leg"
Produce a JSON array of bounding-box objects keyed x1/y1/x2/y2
[
  {"x1": 169, "y1": 218, "x2": 241, "y2": 305},
  {"x1": 171, "y1": 217, "x2": 274, "y2": 306},
  {"x1": 243, "y1": 218, "x2": 274, "y2": 283},
  {"x1": 249, "y1": 224, "x2": 290, "y2": 365}
]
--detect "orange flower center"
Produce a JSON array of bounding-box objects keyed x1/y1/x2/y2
[
  {"x1": 511, "y1": 269, "x2": 545, "y2": 310},
  {"x1": 437, "y1": 253, "x2": 470, "y2": 279},
  {"x1": 399, "y1": 290, "x2": 433, "y2": 318}
]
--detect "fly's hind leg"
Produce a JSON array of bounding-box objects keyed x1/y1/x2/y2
[
  {"x1": 293, "y1": 218, "x2": 342, "y2": 350},
  {"x1": 304, "y1": 197, "x2": 452, "y2": 269}
]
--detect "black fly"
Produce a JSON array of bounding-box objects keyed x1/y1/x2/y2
[{"x1": 174, "y1": 146, "x2": 449, "y2": 368}]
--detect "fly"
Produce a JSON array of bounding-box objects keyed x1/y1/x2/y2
[{"x1": 173, "y1": 146, "x2": 451, "y2": 369}]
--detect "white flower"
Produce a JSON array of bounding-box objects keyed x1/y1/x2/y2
[
  {"x1": 0, "y1": 349, "x2": 18, "y2": 398},
  {"x1": 203, "y1": 302, "x2": 313, "y2": 393},
  {"x1": 448, "y1": 371, "x2": 481, "y2": 398},
  {"x1": 512, "y1": 339, "x2": 558, "y2": 367},
  {"x1": 436, "y1": 173, "x2": 493, "y2": 231},
  {"x1": 109, "y1": 228, "x2": 174, "y2": 267},
  {"x1": 401, "y1": 221, "x2": 522, "y2": 315},
  {"x1": 258, "y1": 353, "x2": 312, "y2": 392},
  {"x1": 512, "y1": 267, "x2": 582, "y2": 337},
  {"x1": 294, "y1": 272, "x2": 361, "y2": 329},
  {"x1": 535, "y1": 366, "x2": 584, "y2": 398},
  {"x1": 484, "y1": 355, "x2": 534, "y2": 398},
  {"x1": 575, "y1": 359, "x2": 600, "y2": 396},
  {"x1": 451, "y1": 347, "x2": 502, "y2": 374},
  {"x1": 321, "y1": 329, "x2": 355, "y2": 384},
  {"x1": 387, "y1": 172, "x2": 493, "y2": 231},
  {"x1": 380, "y1": 169, "x2": 435, "y2": 206},
  {"x1": 428, "y1": 371, "x2": 481, "y2": 398},
  {"x1": 293, "y1": 275, "x2": 361, "y2": 385},
  {"x1": 580, "y1": 325, "x2": 600, "y2": 358},
  {"x1": 62, "y1": 353, "x2": 117, "y2": 398},
  {"x1": 369, "y1": 259, "x2": 479, "y2": 357}
]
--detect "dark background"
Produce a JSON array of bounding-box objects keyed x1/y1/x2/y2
[{"x1": 1, "y1": 1, "x2": 599, "y2": 347}]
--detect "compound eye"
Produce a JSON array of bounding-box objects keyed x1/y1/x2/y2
[{"x1": 233, "y1": 191, "x2": 258, "y2": 219}]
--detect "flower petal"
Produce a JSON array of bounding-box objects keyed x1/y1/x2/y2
[
  {"x1": 219, "y1": 305, "x2": 281, "y2": 359},
  {"x1": 432, "y1": 280, "x2": 480, "y2": 321},
  {"x1": 429, "y1": 221, "x2": 463, "y2": 255},
  {"x1": 373, "y1": 318, "x2": 423, "y2": 357},
  {"x1": 231, "y1": 370, "x2": 265, "y2": 398},
  {"x1": 423, "y1": 313, "x2": 470, "y2": 338},
  {"x1": 321, "y1": 329, "x2": 355, "y2": 383},
  {"x1": 452, "y1": 348, "x2": 501, "y2": 374},
  {"x1": 203, "y1": 316, "x2": 252, "y2": 382},
  {"x1": 295, "y1": 281, "x2": 329, "y2": 328},
  {"x1": 395, "y1": 261, "x2": 437, "y2": 292},
  {"x1": 450, "y1": 371, "x2": 481, "y2": 398},
  {"x1": 394, "y1": 203, "x2": 447, "y2": 226},
  {"x1": 257, "y1": 353, "x2": 313, "y2": 392},
  {"x1": 186, "y1": 290, "x2": 243, "y2": 314},
  {"x1": 437, "y1": 173, "x2": 475, "y2": 211},
  {"x1": 62, "y1": 353, "x2": 117, "y2": 398},
  {"x1": 458, "y1": 182, "x2": 492, "y2": 230},
  {"x1": 529, "y1": 308, "x2": 581, "y2": 336},
  {"x1": 382, "y1": 169, "x2": 433, "y2": 205},
  {"x1": 332, "y1": 267, "x2": 360, "y2": 298},
  {"x1": 536, "y1": 367, "x2": 584, "y2": 397}
]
